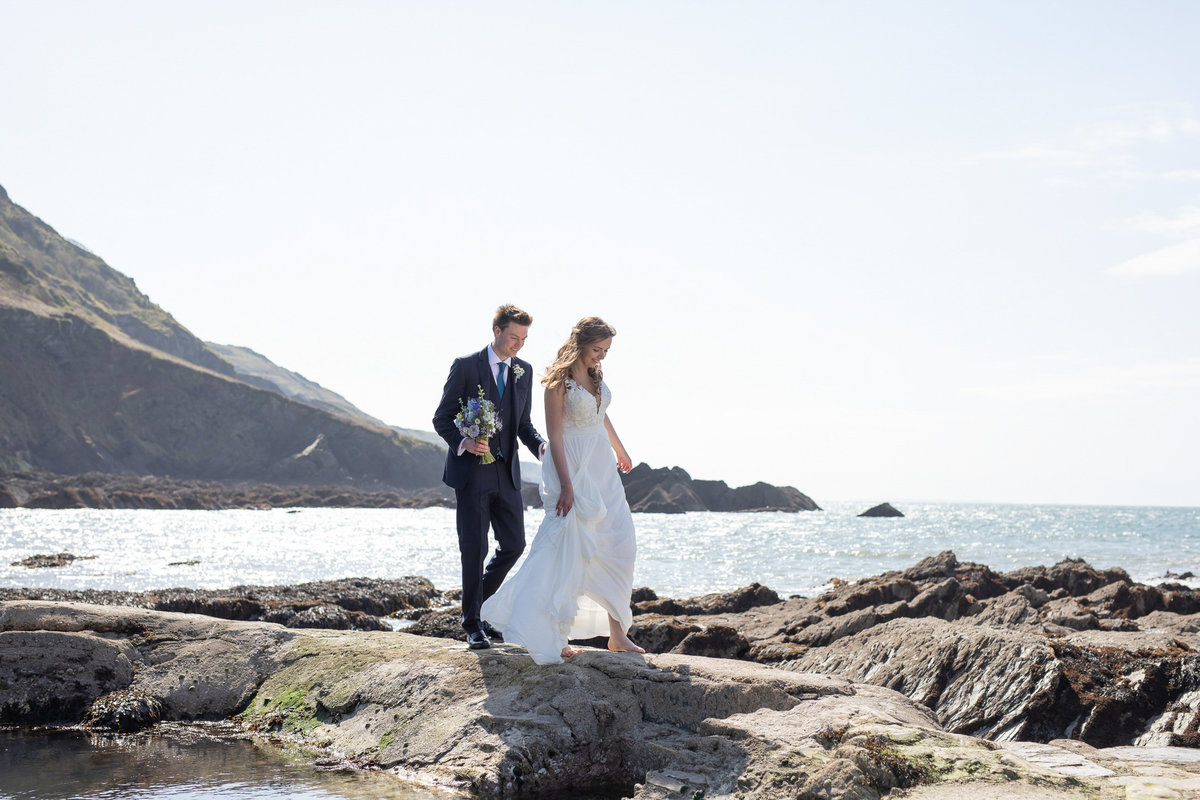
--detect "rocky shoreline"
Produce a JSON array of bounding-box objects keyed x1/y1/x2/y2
[
  {"x1": 5, "y1": 553, "x2": 1200, "y2": 798},
  {"x1": 0, "y1": 465, "x2": 812, "y2": 513},
  {"x1": 0, "y1": 468, "x2": 456, "y2": 510}
]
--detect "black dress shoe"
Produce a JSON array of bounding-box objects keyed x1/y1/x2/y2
[
  {"x1": 481, "y1": 621, "x2": 504, "y2": 642},
  {"x1": 467, "y1": 630, "x2": 491, "y2": 650}
]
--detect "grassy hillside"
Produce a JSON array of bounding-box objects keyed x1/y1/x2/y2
[
  {"x1": 0, "y1": 184, "x2": 232, "y2": 375},
  {"x1": 0, "y1": 183, "x2": 445, "y2": 490},
  {"x1": 207, "y1": 342, "x2": 389, "y2": 428}
]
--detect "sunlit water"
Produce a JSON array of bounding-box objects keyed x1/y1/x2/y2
[
  {"x1": 3, "y1": 503, "x2": 1199, "y2": 598},
  {"x1": 0, "y1": 725, "x2": 458, "y2": 800}
]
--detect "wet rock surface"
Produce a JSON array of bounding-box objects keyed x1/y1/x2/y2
[
  {"x1": 13, "y1": 600, "x2": 1196, "y2": 800},
  {"x1": 8, "y1": 554, "x2": 1200, "y2": 797},
  {"x1": 629, "y1": 551, "x2": 1200, "y2": 754},
  {"x1": 0, "y1": 577, "x2": 448, "y2": 631}
]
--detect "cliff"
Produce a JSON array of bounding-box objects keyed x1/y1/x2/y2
[
  {"x1": 0, "y1": 184, "x2": 444, "y2": 489},
  {"x1": 206, "y1": 342, "x2": 390, "y2": 428},
  {"x1": 0, "y1": 184, "x2": 230, "y2": 375}
]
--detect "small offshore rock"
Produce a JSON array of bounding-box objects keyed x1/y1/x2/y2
[
  {"x1": 9, "y1": 552, "x2": 97, "y2": 569},
  {"x1": 859, "y1": 502, "x2": 904, "y2": 517}
]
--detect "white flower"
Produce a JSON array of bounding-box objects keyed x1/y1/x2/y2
[{"x1": 511, "y1": 364, "x2": 525, "y2": 380}]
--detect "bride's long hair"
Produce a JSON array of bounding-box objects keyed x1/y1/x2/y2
[{"x1": 542, "y1": 316, "x2": 617, "y2": 393}]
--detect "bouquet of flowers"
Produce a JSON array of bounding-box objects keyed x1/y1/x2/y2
[{"x1": 455, "y1": 385, "x2": 503, "y2": 464}]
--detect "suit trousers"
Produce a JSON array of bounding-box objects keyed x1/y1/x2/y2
[{"x1": 456, "y1": 457, "x2": 525, "y2": 633}]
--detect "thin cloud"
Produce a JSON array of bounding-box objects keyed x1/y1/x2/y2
[
  {"x1": 1076, "y1": 114, "x2": 1200, "y2": 150},
  {"x1": 1110, "y1": 237, "x2": 1200, "y2": 276},
  {"x1": 976, "y1": 107, "x2": 1200, "y2": 169}
]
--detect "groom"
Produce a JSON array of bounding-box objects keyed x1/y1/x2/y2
[{"x1": 432, "y1": 304, "x2": 546, "y2": 650}]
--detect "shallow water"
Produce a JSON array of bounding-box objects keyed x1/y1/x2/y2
[
  {"x1": 2, "y1": 503, "x2": 1198, "y2": 598},
  {"x1": 0, "y1": 724, "x2": 458, "y2": 799}
]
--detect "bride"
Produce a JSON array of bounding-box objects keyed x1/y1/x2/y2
[{"x1": 481, "y1": 316, "x2": 645, "y2": 664}]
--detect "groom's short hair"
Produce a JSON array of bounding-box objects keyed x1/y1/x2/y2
[{"x1": 493, "y1": 304, "x2": 533, "y2": 330}]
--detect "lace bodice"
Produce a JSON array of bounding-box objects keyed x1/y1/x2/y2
[{"x1": 563, "y1": 377, "x2": 610, "y2": 430}]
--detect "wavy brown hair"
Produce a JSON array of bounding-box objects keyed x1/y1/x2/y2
[
  {"x1": 493, "y1": 304, "x2": 533, "y2": 330},
  {"x1": 542, "y1": 316, "x2": 617, "y2": 392}
]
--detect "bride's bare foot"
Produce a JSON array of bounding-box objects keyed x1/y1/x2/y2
[
  {"x1": 561, "y1": 645, "x2": 583, "y2": 659},
  {"x1": 607, "y1": 633, "x2": 645, "y2": 654}
]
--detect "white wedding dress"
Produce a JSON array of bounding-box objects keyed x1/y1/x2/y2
[{"x1": 481, "y1": 377, "x2": 636, "y2": 664}]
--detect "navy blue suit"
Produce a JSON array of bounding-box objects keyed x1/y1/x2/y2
[{"x1": 432, "y1": 347, "x2": 545, "y2": 633}]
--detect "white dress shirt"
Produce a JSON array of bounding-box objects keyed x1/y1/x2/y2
[{"x1": 458, "y1": 347, "x2": 543, "y2": 459}]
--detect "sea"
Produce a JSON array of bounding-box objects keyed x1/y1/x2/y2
[
  {"x1": 2, "y1": 501, "x2": 1199, "y2": 799},
  {"x1": 2, "y1": 502, "x2": 1199, "y2": 598}
]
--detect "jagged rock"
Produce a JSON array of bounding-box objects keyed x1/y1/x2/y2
[
  {"x1": 633, "y1": 583, "x2": 783, "y2": 617},
  {"x1": 970, "y1": 592, "x2": 1037, "y2": 627},
  {"x1": 83, "y1": 688, "x2": 164, "y2": 732},
  {"x1": 630, "y1": 482, "x2": 707, "y2": 513},
  {"x1": 0, "y1": 577, "x2": 445, "y2": 630},
  {"x1": 1080, "y1": 580, "x2": 1164, "y2": 619},
  {"x1": 284, "y1": 604, "x2": 390, "y2": 631},
  {"x1": 620, "y1": 463, "x2": 819, "y2": 513},
  {"x1": 628, "y1": 615, "x2": 703, "y2": 653},
  {"x1": 785, "y1": 617, "x2": 1200, "y2": 749},
  {"x1": 904, "y1": 550, "x2": 960, "y2": 580},
  {"x1": 632, "y1": 597, "x2": 690, "y2": 616},
  {"x1": 859, "y1": 502, "x2": 904, "y2": 517},
  {"x1": 404, "y1": 607, "x2": 467, "y2": 640},
  {"x1": 786, "y1": 618, "x2": 1061, "y2": 740},
  {"x1": 0, "y1": 599, "x2": 947, "y2": 800},
  {"x1": 1002, "y1": 558, "x2": 1131, "y2": 597},
  {"x1": 10, "y1": 599, "x2": 1200, "y2": 798},
  {"x1": 671, "y1": 625, "x2": 750, "y2": 659},
  {"x1": 621, "y1": 552, "x2": 1200, "y2": 760},
  {"x1": 684, "y1": 583, "x2": 782, "y2": 614}
]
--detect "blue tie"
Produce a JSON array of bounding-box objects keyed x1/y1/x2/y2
[{"x1": 495, "y1": 363, "x2": 506, "y2": 459}]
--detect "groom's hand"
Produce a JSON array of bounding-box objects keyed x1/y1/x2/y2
[{"x1": 464, "y1": 438, "x2": 490, "y2": 456}]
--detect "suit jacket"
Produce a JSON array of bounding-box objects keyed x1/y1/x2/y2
[{"x1": 432, "y1": 347, "x2": 545, "y2": 491}]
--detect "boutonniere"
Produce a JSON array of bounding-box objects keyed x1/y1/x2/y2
[{"x1": 511, "y1": 364, "x2": 525, "y2": 381}]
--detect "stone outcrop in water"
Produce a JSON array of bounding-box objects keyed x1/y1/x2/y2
[
  {"x1": 859, "y1": 502, "x2": 904, "y2": 517},
  {"x1": 8, "y1": 552, "x2": 97, "y2": 569},
  {"x1": 619, "y1": 463, "x2": 820, "y2": 513},
  {"x1": 627, "y1": 551, "x2": 1200, "y2": 753},
  {"x1": 9, "y1": 600, "x2": 1200, "y2": 799}
]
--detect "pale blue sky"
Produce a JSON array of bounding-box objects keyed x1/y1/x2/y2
[{"x1": 2, "y1": 1, "x2": 1198, "y2": 505}]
